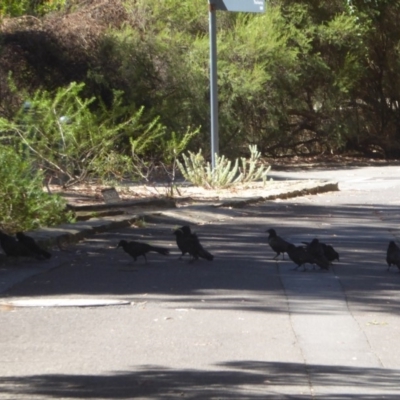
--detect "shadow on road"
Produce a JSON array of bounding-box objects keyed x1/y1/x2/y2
[{"x1": 0, "y1": 360, "x2": 398, "y2": 399}]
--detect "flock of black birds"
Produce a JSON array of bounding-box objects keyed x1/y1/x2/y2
[
  {"x1": 0, "y1": 231, "x2": 52, "y2": 260},
  {"x1": 117, "y1": 225, "x2": 214, "y2": 263},
  {"x1": 0, "y1": 225, "x2": 215, "y2": 265},
  {"x1": 118, "y1": 226, "x2": 341, "y2": 269},
  {"x1": 0, "y1": 225, "x2": 398, "y2": 272},
  {"x1": 267, "y1": 228, "x2": 400, "y2": 273},
  {"x1": 266, "y1": 228, "x2": 340, "y2": 271}
]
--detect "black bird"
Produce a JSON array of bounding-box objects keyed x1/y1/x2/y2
[
  {"x1": 303, "y1": 240, "x2": 339, "y2": 264},
  {"x1": 266, "y1": 229, "x2": 291, "y2": 260},
  {"x1": 173, "y1": 226, "x2": 193, "y2": 260},
  {"x1": 16, "y1": 232, "x2": 52, "y2": 259},
  {"x1": 117, "y1": 240, "x2": 169, "y2": 263},
  {"x1": 386, "y1": 241, "x2": 400, "y2": 271},
  {"x1": 303, "y1": 238, "x2": 330, "y2": 270},
  {"x1": 0, "y1": 231, "x2": 33, "y2": 258},
  {"x1": 286, "y1": 244, "x2": 316, "y2": 271},
  {"x1": 173, "y1": 226, "x2": 214, "y2": 261},
  {"x1": 321, "y1": 243, "x2": 339, "y2": 263},
  {"x1": 180, "y1": 225, "x2": 193, "y2": 237}
]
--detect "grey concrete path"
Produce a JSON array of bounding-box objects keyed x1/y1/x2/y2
[{"x1": 1, "y1": 164, "x2": 400, "y2": 399}]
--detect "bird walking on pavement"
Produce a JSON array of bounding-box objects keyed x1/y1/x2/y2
[
  {"x1": 0, "y1": 231, "x2": 33, "y2": 258},
  {"x1": 173, "y1": 226, "x2": 214, "y2": 262},
  {"x1": 117, "y1": 240, "x2": 169, "y2": 263},
  {"x1": 302, "y1": 238, "x2": 330, "y2": 270},
  {"x1": 286, "y1": 244, "x2": 315, "y2": 271},
  {"x1": 16, "y1": 232, "x2": 51, "y2": 259},
  {"x1": 266, "y1": 228, "x2": 291, "y2": 260},
  {"x1": 302, "y1": 239, "x2": 339, "y2": 265},
  {"x1": 320, "y1": 243, "x2": 339, "y2": 263},
  {"x1": 386, "y1": 241, "x2": 400, "y2": 271}
]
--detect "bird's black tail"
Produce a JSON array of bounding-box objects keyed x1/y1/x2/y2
[{"x1": 198, "y1": 247, "x2": 214, "y2": 261}]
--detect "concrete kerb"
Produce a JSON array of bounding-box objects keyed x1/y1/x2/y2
[
  {"x1": 66, "y1": 197, "x2": 177, "y2": 213},
  {"x1": 212, "y1": 180, "x2": 339, "y2": 208},
  {"x1": 30, "y1": 179, "x2": 339, "y2": 251},
  {"x1": 33, "y1": 215, "x2": 142, "y2": 250}
]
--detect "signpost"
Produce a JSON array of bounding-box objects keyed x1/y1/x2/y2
[
  {"x1": 213, "y1": 0, "x2": 265, "y2": 12},
  {"x1": 208, "y1": 0, "x2": 265, "y2": 169}
]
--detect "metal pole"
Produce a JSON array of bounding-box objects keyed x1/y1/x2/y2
[{"x1": 209, "y1": 1, "x2": 219, "y2": 170}]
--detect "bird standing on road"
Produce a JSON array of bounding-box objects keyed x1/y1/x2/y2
[
  {"x1": 173, "y1": 226, "x2": 214, "y2": 261},
  {"x1": 286, "y1": 244, "x2": 315, "y2": 271},
  {"x1": 266, "y1": 228, "x2": 291, "y2": 260},
  {"x1": 303, "y1": 238, "x2": 330, "y2": 270},
  {"x1": 16, "y1": 232, "x2": 51, "y2": 259},
  {"x1": 0, "y1": 231, "x2": 32, "y2": 258},
  {"x1": 302, "y1": 239, "x2": 339, "y2": 265},
  {"x1": 386, "y1": 241, "x2": 400, "y2": 271},
  {"x1": 117, "y1": 240, "x2": 169, "y2": 263},
  {"x1": 320, "y1": 243, "x2": 339, "y2": 263}
]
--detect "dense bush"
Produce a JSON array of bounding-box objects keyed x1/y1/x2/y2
[
  {"x1": 0, "y1": 81, "x2": 199, "y2": 186},
  {"x1": 1, "y1": 0, "x2": 400, "y2": 159},
  {"x1": 0, "y1": 0, "x2": 66, "y2": 17},
  {"x1": 0, "y1": 144, "x2": 73, "y2": 233}
]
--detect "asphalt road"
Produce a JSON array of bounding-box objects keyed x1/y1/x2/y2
[{"x1": 1, "y1": 164, "x2": 400, "y2": 399}]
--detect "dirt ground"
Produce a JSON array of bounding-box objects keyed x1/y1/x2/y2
[{"x1": 49, "y1": 180, "x2": 303, "y2": 207}]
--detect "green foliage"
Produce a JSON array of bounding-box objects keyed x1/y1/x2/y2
[
  {"x1": 240, "y1": 145, "x2": 272, "y2": 183},
  {"x1": 177, "y1": 145, "x2": 271, "y2": 189},
  {"x1": 3, "y1": 0, "x2": 400, "y2": 159},
  {"x1": 0, "y1": 144, "x2": 73, "y2": 233},
  {"x1": 91, "y1": 20, "x2": 207, "y2": 150},
  {"x1": 0, "y1": 0, "x2": 66, "y2": 17},
  {"x1": 0, "y1": 82, "x2": 182, "y2": 186},
  {"x1": 160, "y1": 128, "x2": 200, "y2": 165}
]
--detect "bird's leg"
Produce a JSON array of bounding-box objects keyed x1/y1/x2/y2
[
  {"x1": 273, "y1": 253, "x2": 279, "y2": 260},
  {"x1": 188, "y1": 254, "x2": 198, "y2": 264}
]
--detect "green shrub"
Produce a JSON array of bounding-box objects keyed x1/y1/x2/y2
[
  {"x1": 0, "y1": 145, "x2": 73, "y2": 233},
  {"x1": 177, "y1": 145, "x2": 271, "y2": 189},
  {"x1": 1, "y1": 82, "x2": 180, "y2": 186},
  {"x1": 0, "y1": 0, "x2": 67, "y2": 17}
]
